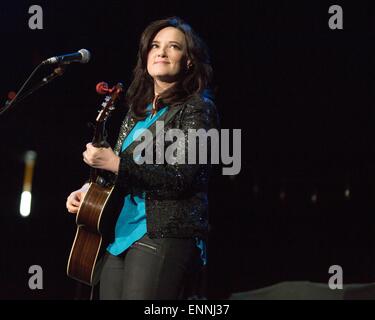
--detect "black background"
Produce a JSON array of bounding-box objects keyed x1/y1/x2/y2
[{"x1": 0, "y1": 0, "x2": 374, "y2": 299}]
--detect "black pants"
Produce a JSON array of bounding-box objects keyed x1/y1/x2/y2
[{"x1": 99, "y1": 234, "x2": 203, "y2": 300}]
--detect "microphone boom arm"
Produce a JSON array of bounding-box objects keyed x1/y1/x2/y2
[
  {"x1": 0, "y1": 64, "x2": 67, "y2": 116},
  {"x1": 13, "y1": 66, "x2": 66, "y2": 105}
]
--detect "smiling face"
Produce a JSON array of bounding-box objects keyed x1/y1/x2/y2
[{"x1": 147, "y1": 26, "x2": 191, "y2": 92}]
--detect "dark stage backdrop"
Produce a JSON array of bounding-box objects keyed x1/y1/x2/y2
[{"x1": 0, "y1": 0, "x2": 374, "y2": 299}]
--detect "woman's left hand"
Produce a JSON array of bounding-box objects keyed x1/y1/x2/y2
[{"x1": 83, "y1": 143, "x2": 120, "y2": 174}]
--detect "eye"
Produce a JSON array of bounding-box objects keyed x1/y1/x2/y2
[
  {"x1": 170, "y1": 44, "x2": 180, "y2": 49},
  {"x1": 150, "y1": 43, "x2": 159, "y2": 49}
]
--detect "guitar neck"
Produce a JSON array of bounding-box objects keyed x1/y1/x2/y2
[
  {"x1": 89, "y1": 122, "x2": 108, "y2": 183},
  {"x1": 86, "y1": 82, "x2": 123, "y2": 185}
]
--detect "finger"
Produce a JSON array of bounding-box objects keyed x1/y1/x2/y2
[
  {"x1": 82, "y1": 153, "x2": 91, "y2": 165},
  {"x1": 66, "y1": 201, "x2": 75, "y2": 212},
  {"x1": 67, "y1": 194, "x2": 80, "y2": 206},
  {"x1": 67, "y1": 206, "x2": 78, "y2": 214},
  {"x1": 87, "y1": 143, "x2": 100, "y2": 153},
  {"x1": 76, "y1": 192, "x2": 85, "y2": 201},
  {"x1": 72, "y1": 199, "x2": 81, "y2": 207},
  {"x1": 83, "y1": 157, "x2": 95, "y2": 167},
  {"x1": 67, "y1": 197, "x2": 80, "y2": 207}
]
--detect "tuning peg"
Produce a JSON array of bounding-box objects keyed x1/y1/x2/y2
[{"x1": 96, "y1": 82, "x2": 109, "y2": 95}]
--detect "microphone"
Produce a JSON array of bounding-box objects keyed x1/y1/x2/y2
[{"x1": 42, "y1": 49, "x2": 91, "y2": 65}]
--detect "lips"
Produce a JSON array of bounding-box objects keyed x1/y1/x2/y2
[{"x1": 154, "y1": 60, "x2": 169, "y2": 64}]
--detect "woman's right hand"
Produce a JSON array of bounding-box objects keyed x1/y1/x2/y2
[{"x1": 66, "y1": 183, "x2": 90, "y2": 214}]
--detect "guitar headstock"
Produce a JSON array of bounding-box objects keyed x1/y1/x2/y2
[{"x1": 95, "y1": 82, "x2": 124, "y2": 123}]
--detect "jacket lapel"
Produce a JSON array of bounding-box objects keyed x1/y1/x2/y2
[
  {"x1": 121, "y1": 104, "x2": 185, "y2": 156},
  {"x1": 113, "y1": 113, "x2": 137, "y2": 155}
]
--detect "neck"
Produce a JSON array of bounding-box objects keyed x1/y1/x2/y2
[{"x1": 154, "y1": 79, "x2": 176, "y2": 96}]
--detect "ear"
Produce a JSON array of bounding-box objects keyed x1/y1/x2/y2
[{"x1": 187, "y1": 58, "x2": 193, "y2": 69}]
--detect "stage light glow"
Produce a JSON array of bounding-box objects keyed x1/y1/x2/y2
[
  {"x1": 19, "y1": 150, "x2": 37, "y2": 217},
  {"x1": 20, "y1": 191, "x2": 32, "y2": 217}
]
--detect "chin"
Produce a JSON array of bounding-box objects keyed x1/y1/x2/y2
[
  {"x1": 151, "y1": 67, "x2": 177, "y2": 76},
  {"x1": 151, "y1": 73, "x2": 179, "y2": 82}
]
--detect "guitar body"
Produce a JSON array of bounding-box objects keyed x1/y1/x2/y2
[{"x1": 67, "y1": 182, "x2": 121, "y2": 285}]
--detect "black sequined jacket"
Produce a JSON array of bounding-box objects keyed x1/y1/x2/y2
[{"x1": 111, "y1": 94, "x2": 219, "y2": 240}]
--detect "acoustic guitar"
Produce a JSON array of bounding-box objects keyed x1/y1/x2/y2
[{"x1": 67, "y1": 82, "x2": 124, "y2": 286}]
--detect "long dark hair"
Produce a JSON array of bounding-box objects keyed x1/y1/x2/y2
[{"x1": 126, "y1": 16, "x2": 213, "y2": 118}]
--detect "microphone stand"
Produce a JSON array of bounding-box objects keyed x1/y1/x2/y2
[{"x1": 0, "y1": 64, "x2": 67, "y2": 116}]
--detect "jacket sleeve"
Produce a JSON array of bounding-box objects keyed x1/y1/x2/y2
[{"x1": 115, "y1": 99, "x2": 219, "y2": 197}]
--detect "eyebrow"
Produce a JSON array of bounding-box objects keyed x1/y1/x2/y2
[{"x1": 152, "y1": 40, "x2": 182, "y2": 46}]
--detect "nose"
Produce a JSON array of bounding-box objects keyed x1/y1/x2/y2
[{"x1": 156, "y1": 46, "x2": 167, "y2": 57}]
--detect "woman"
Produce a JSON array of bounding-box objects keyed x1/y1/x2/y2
[{"x1": 66, "y1": 16, "x2": 219, "y2": 300}]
